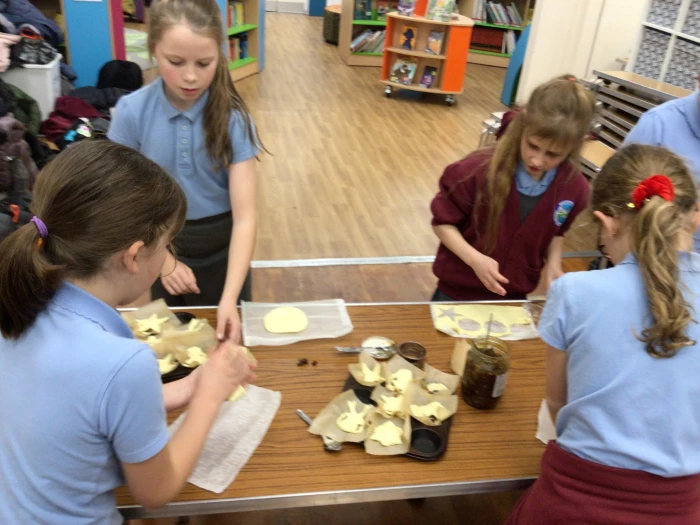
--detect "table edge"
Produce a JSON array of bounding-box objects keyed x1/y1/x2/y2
[{"x1": 118, "y1": 477, "x2": 536, "y2": 519}]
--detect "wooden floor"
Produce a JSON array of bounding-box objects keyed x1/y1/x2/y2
[{"x1": 250, "y1": 257, "x2": 593, "y2": 303}]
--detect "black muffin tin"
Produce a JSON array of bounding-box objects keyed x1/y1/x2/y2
[
  {"x1": 342, "y1": 375, "x2": 451, "y2": 461},
  {"x1": 159, "y1": 312, "x2": 198, "y2": 384}
]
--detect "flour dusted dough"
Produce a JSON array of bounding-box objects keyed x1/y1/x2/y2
[{"x1": 263, "y1": 307, "x2": 309, "y2": 334}]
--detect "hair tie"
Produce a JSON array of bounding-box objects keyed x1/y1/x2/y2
[
  {"x1": 30, "y1": 216, "x2": 48, "y2": 238},
  {"x1": 628, "y1": 174, "x2": 675, "y2": 210}
]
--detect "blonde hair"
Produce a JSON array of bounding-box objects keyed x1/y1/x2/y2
[
  {"x1": 479, "y1": 75, "x2": 595, "y2": 253},
  {"x1": 148, "y1": 0, "x2": 265, "y2": 169},
  {"x1": 592, "y1": 144, "x2": 698, "y2": 358}
]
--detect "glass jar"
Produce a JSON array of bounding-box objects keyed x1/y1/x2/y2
[{"x1": 461, "y1": 336, "x2": 510, "y2": 410}]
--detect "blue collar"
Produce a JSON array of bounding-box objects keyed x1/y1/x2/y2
[
  {"x1": 618, "y1": 251, "x2": 700, "y2": 272},
  {"x1": 156, "y1": 77, "x2": 209, "y2": 122},
  {"x1": 51, "y1": 282, "x2": 135, "y2": 339},
  {"x1": 515, "y1": 162, "x2": 557, "y2": 196},
  {"x1": 681, "y1": 91, "x2": 700, "y2": 140}
]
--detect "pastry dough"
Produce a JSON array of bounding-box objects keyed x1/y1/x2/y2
[
  {"x1": 158, "y1": 354, "x2": 178, "y2": 375},
  {"x1": 135, "y1": 314, "x2": 170, "y2": 336},
  {"x1": 387, "y1": 369, "x2": 413, "y2": 394},
  {"x1": 336, "y1": 400, "x2": 372, "y2": 433},
  {"x1": 186, "y1": 319, "x2": 205, "y2": 332},
  {"x1": 380, "y1": 394, "x2": 404, "y2": 417},
  {"x1": 426, "y1": 382, "x2": 449, "y2": 394},
  {"x1": 361, "y1": 362, "x2": 382, "y2": 383},
  {"x1": 370, "y1": 421, "x2": 403, "y2": 447},
  {"x1": 410, "y1": 402, "x2": 450, "y2": 423},
  {"x1": 180, "y1": 346, "x2": 208, "y2": 368},
  {"x1": 263, "y1": 307, "x2": 309, "y2": 334}
]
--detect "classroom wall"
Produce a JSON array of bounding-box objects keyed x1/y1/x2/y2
[{"x1": 516, "y1": 0, "x2": 647, "y2": 104}]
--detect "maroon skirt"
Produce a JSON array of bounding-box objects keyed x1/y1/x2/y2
[{"x1": 505, "y1": 441, "x2": 700, "y2": 525}]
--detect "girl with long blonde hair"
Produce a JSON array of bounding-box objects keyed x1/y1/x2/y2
[
  {"x1": 109, "y1": 0, "x2": 264, "y2": 342},
  {"x1": 507, "y1": 144, "x2": 700, "y2": 524},
  {"x1": 431, "y1": 75, "x2": 595, "y2": 300}
]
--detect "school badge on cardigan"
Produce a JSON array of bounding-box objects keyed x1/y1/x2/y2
[{"x1": 553, "y1": 200, "x2": 574, "y2": 227}]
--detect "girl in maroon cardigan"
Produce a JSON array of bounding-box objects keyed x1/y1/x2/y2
[{"x1": 430, "y1": 76, "x2": 595, "y2": 301}]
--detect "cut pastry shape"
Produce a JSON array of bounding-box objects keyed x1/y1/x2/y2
[
  {"x1": 486, "y1": 320, "x2": 508, "y2": 333},
  {"x1": 186, "y1": 319, "x2": 205, "y2": 332},
  {"x1": 410, "y1": 402, "x2": 450, "y2": 423},
  {"x1": 426, "y1": 382, "x2": 449, "y2": 394},
  {"x1": 135, "y1": 314, "x2": 170, "y2": 336},
  {"x1": 180, "y1": 346, "x2": 208, "y2": 368},
  {"x1": 362, "y1": 362, "x2": 382, "y2": 383},
  {"x1": 387, "y1": 369, "x2": 413, "y2": 394},
  {"x1": 336, "y1": 400, "x2": 372, "y2": 433},
  {"x1": 158, "y1": 354, "x2": 178, "y2": 375},
  {"x1": 380, "y1": 394, "x2": 405, "y2": 417},
  {"x1": 263, "y1": 306, "x2": 309, "y2": 334},
  {"x1": 370, "y1": 420, "x2": 404, "y2": 447}
]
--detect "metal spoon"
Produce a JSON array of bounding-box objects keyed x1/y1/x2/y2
[
  {"x1": 336, "y1": 345, "x2": 397, "y2": 359},
  {"x1": 296, "y1": 409, "x2": 343, "y2": 452}
]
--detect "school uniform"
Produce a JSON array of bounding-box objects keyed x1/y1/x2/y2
[
  {"x1": 108, "y1": 77, "x2": 259, "y2": 306},
  {"x1": 0, "y1": 282, "x2": 168, "y2": 525},
  {"x1": 624, "y1": 91, "x2": 700, "y2": 250},
  {"x1": 430, "y1": 150, "x2": 590, "y2": 301},
  {"x1": 507, "y1": 252, "x2": 700, "y2": 524}
]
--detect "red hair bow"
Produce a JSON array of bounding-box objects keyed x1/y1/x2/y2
[{"x1": 630, "y1": 174, "x2": 675, "y2": 209}]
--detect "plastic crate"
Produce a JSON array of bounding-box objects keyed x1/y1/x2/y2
[{"x1": 0, "y1": 55, "x2": 61, "y2": 120}]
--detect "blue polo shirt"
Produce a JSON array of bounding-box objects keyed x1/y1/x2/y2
[
  {"x1": 623, "y1": 91, "x2": 700, "y2": 249},
  {"x1": 0, "y1": 282, "x2": 169, "y2": 524},
  {"x1": 108, "y1": 77, "x2": 259, "y2": 220},
  {"x1": 539, "y1": 252, "x2": 700, "y2": 477}
]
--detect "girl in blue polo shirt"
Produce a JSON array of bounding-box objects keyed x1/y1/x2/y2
[
  {"x1": 109, "y1": 0, "x2": 264, "y2": 342},
  {"x1": 0, "y1": 141, "x2": 256, "y2": 524},
  {"x1": 507, "y1": 144, "x2": 700, "y2": 524}
]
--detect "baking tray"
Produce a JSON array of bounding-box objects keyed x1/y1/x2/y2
[
  {"x1": 160, "y1": 311, "x2": 198, "y2": 384},
  {"x1": 342, "y1": 375, "x2": 452, "y2": 461}
]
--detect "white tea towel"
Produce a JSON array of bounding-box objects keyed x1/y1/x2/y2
[
  {"x1": 536, "y1": 398, "x2": 557, "y2": 444},
  {"x1": 169, "y1": 385, "x2": 281, "y2": 493}
]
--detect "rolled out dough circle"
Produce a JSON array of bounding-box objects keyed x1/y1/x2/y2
[{"x1": 263, "y1": 306, "x2": 309, "y2": 334}]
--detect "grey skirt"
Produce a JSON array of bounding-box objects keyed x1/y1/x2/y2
[{"x1": 152, "y1": 211, "x2": 252, "y2": 306}]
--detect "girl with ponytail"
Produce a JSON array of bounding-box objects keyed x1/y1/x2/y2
[
  {"x1": 506, "y1": 144, "x2": 700, "y2": 524},
  {"x1": 109, "y1": 0, "x2": 265, "y2": 343},
  {"x1": 0, "y1": 141, "x2": 256, "y2": 522}
]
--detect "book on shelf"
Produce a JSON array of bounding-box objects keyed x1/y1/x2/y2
[
  {"x1": 471, "y1": 1, "x2": 522, "y2": 26},
  {"x1": 397, "y1": 0, "x2": 415, "y2": 16},
  {"x1": 426, "y1": 0, "x2": 455, "y2": 22},
  {"x1": 354, "y1": 0, "x2": 372, "y2": 19},
  {"x1": 228, "y1": 1, "x2": 245, "y2": 27},
  {"x1": 376, "y1": 0, "x2": 395, "y2": 20},
  {"x1": 230, "y1": 35, "x2": 248, "y2": 60},
  {"x1": 400, "y1": 25, "x2": 417, "y2": 50},
  {"x1": 470, "y1": 27, "x2": 516, "y2": 54},
  {"x1": 426, "y1": 30, "x2": 444, "y2": 55},
  {"x1": 419, "y1": 65, "x2": 438, "y2": 88},
  {"x1": 351, "y1": 29, "x2": 386, "y2": 52},
  {"x1": 389, "y1": 57, "x2": 418, "y2": 85}
]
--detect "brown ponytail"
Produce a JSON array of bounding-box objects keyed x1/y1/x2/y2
[
  {"x1": 477, "y1": 74, "x2": 596, "y2": 254},
  {"x1": 148, "y1": 0, "x2": 266, "y2": 170},
  {"x1": 591, "y1": 144, "x2": 698, "y2": 358},
  {"x1": 0, "y1": 141, "x2": 187, "y2": 339}
]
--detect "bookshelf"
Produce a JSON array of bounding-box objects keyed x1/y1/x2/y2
[
  {"x1": 223, "y1": 0, "x2": 265, "y2": 81},
  {"x1": 459, "y1": 0, "x2": 535, "y2": 67},
  {"x1": 627, "y1": 0, "x2": 700, "y2": 91},
  {"x1": 381, "y1": 11, "x2": 474, "y2": 105},
  {"x1": 340, "y1": 0, "x2": 393, "y2": 66}
]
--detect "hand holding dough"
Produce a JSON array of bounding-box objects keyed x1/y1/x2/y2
[{"x1": 264, "y1": 306, "x2": 309, "y2": 334}]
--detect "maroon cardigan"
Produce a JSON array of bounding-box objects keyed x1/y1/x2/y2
[{"x1": 431, "y1": 150, "x2": 590, "y2": 301}]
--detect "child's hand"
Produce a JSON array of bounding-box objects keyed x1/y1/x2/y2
[
  {"x1": 216, "y1": 300, "x2": 242, "y2": 343},
  {"x1": 469, "y1": 252, "x2": 509, "y2": 296},
  {"x1": 530, "y1": 262, "x2": 564, "y2": 297},
  {"x1": 161, "y1": 260, "x2": 200, "y2": 296},
  {"x1": 193, "y1": 342, "x2": 257, "y2": 405}
]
